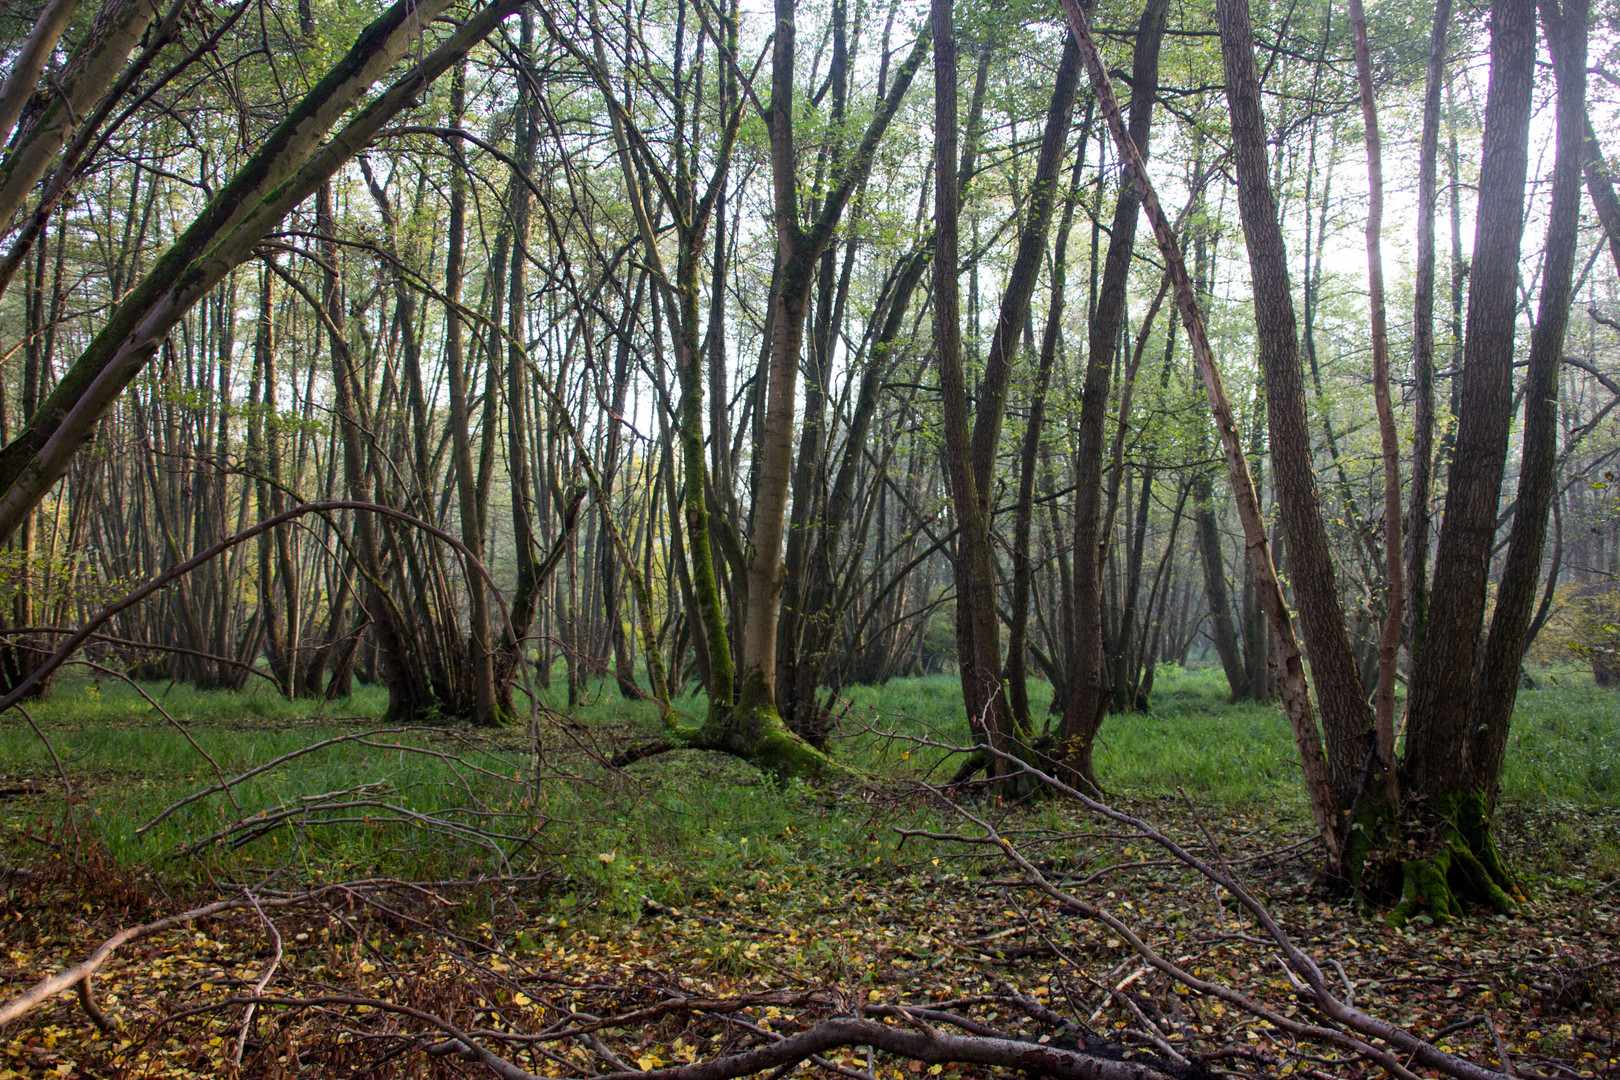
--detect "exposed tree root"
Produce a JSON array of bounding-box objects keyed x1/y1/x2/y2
[
  {"x1": 611, "y1": 702, "x2": 860, "y2": 782},
  {"x1": 1389, "y1": 790, "x2": 1520, "y2": 927}
]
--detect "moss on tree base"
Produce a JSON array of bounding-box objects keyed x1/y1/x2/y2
[
  {"x1": 1387, "y1": 789, "x2": 1521, "y2": 927},
  {"x1": 611, "y1": 682, "x2": 860, "y2": 783},
  {"x1": 697, "y1": 697, "x2": 860, "y2": 782}
]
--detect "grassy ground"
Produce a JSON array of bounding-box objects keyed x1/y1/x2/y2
[
  {"x1": 0, "y1": 665, "x2": 1616, "y2": 1079},
  {"x1": 1, "y1": 663, "x2": 1615, "y2": 894}
]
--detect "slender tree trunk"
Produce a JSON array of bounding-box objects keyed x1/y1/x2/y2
[
  {"x1": 1407, "y1": 0, "x2": 1452, "y2": 662},
  {"x1": 1008, "y1": 134, "x2": 1089, "y2": 725},
  {"x1": 1217, "y1": 0, "x2": 1374, "y2": 818},
  {"x1": 443, "y1": 63, "x2": 496, "y2": 724},
  {"x1": 1058, "y1": 0, "x2": 1342, "y2": 870},
  {"x1": 1061, "y1": 0, "x2": 1168, "y2": 789},
  {"x1": 1471, "y1": 0, "x2": 1587, "y2": 806},
  {"x1": 1349, "y1": 0, "x2": 1404, "y2": 808},
  {"x1": 931, "y1": 0, "x2": 1016, "y2": 769}
]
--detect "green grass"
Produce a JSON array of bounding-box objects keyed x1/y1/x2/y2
[
  {"x1": 1499, "y1": 664, "x2": 1620, "y2": 806},
  {"x1": 2, "y1": 664, "x2": 1614, "y2": 908},
  {"x1": 838, "y1": 666, "x2": 1309, "y2": 808}
]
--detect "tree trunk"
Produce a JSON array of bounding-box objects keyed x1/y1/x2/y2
[
  {"x1": 931, "y1": 0, "x2": 1018, "y2": 773},
  {"x1": 1007, "y1": 133, "x2": 1089, "y2": 726},
  {"x1": 730, "y1": 0, "x2": 926, "y2": 768},
  {"x1": 1406, "y1": 0, "x2": 1452, "y2": 663},
  {"x1": 1470, "y1": 0, "x2": 1586, "y2": 808},
  {"x1": 1393, "y1": 0, "x2": 1541, "y2": 923},
  {"x1": 1401, "y1": 0, "x2": 1538, "y2": 801},
  {"x1": 1193, "y1": 473, "x2": 1247, "y2": 699},
  {"x1": 1058, "y1": 0, "x2": 1343, "y2": 870},
  {"x1": 1348, "y1": 0, "x2": 1404, "y2": 808},
  {"x1": 1217, "y1": 0, "x2": 1374, "y2": 817},
  {"x1": 1061, "y1": 0, "x2": 1168, "y2": 790},
  {"x1": 443, "y1": 64, "x2": 497, "y2": 724}
]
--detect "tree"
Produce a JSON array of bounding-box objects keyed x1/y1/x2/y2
[
  {"x1": 1214, "y1": 0, "x2": 1377, "y2": 833},
  {"x1": 1060, "y1": 0, "x2": 1168, "y2": 790},
  {"x1": 1390, "y1": 0, "x2": 1588, "y2": 919},
  {"x1": 0, "y1": 0, "x2": 527, "y2": 546}
]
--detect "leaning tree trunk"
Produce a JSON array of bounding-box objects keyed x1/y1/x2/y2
[{"x1": 1058, "y1": 0, "x2": 1343, "y2": 870}]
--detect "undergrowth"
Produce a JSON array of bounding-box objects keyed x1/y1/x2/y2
[{"x1": 0, "y1": 664, "x2": 1614, "y2": 909}]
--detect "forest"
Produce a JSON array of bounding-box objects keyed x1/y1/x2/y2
[{"x1": 0, "y1": 0, "x2": 1616, "y2": 1075}]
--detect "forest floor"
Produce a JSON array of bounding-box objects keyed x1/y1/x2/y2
[{"x1": 0, "y1": 667, "x2": 1616, "y2": 1080}]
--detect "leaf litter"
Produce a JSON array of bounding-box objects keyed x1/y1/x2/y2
[{"x1": 2, "y1": 782, "x2": 1615, "y2": 1080}]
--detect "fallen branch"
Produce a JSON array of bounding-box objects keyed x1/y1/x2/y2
[{"x1": 955, "y1": 742, "x2": 1542, "y2": 1080}]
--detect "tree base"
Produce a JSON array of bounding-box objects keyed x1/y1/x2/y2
[
  {"x1": 612, "y1": 696, "x2": 859, "y2": 783},
  {"x1": 1385, "y1": 790, "x2": 1521, "y2": 927}
]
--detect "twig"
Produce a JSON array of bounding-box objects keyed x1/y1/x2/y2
[
  {"x1": 1482, "y1": 1014, "x2": 1517, "y2": 1079},
  {"x1": 1087, "y1": 966, "x2": 1149, "y2": 1026},
  {"x1": 139, "y1": 727, "x2": 421, "y2": 834},
  {"x1": 232, "y1": 890, "x2": 284, "y2": 1066},
  {"x1": 14, "y1": 702, "x2": 79, "y2": 859},
  {"x1": 68, "y1": 658, "x2": 243, "y2": 823},
  {"x1": 1329, "y1": 958, "x2": 1355, "y2": 1009}
]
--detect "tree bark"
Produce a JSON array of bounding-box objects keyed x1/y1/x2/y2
[
  {"x1": 1581, "y1": 112, "x2": 1620, "y2": 276},
  {"x1": 1060, "y1": 0, "x2": 1168, "y2": 789},
  {"x1": 1406, "y1": 0, "x2": 1452, "y2": 663},
  {"x1": 1216, "y1": 0, "x2": 1374, "y2": 816},
  {"x1": 1348, "y1": 0, "x2": 1404, "y2": 808},
  {"x1": 932, "y1": 0, "x2": 1017, "y2": 768},
  {"x1": 1470, "y1": 0, "x2": 1587, "y2": 805},
  {"x1": 1402, "y1": 0, "x2": 1538, "y2": 803},
  {"x1": 735, "y1": 1, "x2": 926, "y2": 720}
]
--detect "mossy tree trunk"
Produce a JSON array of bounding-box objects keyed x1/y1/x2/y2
[
  {"x1": 1375, "y1": 0, "x2": 1584, "y2": 924},
  {"x1": 718, "y1": 0, "x2": 925, "y2": 775}
]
